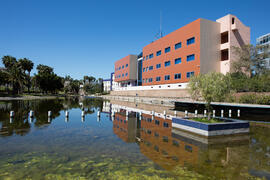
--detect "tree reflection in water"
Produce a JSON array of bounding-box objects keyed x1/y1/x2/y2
[{"x1": 0, "y1": 97, "x2": 104, "y2": 137}]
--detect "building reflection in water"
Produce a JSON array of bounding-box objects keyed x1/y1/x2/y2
[{"x1": 110, "y1": 102, "x2": 252, "y2": 178}]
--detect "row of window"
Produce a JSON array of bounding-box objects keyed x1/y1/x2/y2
[
  {"x1": 141, "y1": 117, "x2": 170, "y2": 128},
  {"x1": 258, "y1": 35, "x2": 270, "y2": 45},
  {"x1": 140, "y1": 128, "x2": 193, "y2": 153},
  {"x1": 115, "y1": 73, "x2": 128, "y2": 79},
  {"x1": 142, "y1": 71, "x2": 194, "y2": 83},
  {"x1": 115, "y1": 64, "x2": 128, "y2": 71},
  {"x1": 143, "y1": 37, "x2": 195, "y2": 61},
  {"x1": 142, "y1": 54, "x2": 194, "y2": 72}
]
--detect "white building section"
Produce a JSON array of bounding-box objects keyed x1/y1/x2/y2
[{"x1": 113, "y1": 82, "x2": 188, "y2": 91}]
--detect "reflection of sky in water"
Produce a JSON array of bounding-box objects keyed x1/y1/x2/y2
[{"x1": 0, "y1": 98, "x2": 269, "y2": 179}]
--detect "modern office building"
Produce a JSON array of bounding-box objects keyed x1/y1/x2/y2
[
  {"x1": 114, "y1": 55, "x2": 138, "y2": 87},
  {"x1": 256, "y1": 33, "x2": 270, "y2": 69},
  {"x1": 141, "y1": 14, "x2": 250, "y2": 87},
  {"x1": 112, "y1": 14, "x2": 250, "y2": 95}
]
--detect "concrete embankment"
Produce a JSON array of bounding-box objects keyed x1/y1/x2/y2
[{"x1": 102, "y1": 95, "x2": 191, "y2": 107}]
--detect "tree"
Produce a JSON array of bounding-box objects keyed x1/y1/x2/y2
[
  {"x1": 2, "y1": 56, "x2": 25, "y2": 94},
  {"x1": 2, "y1": 56, "x2": 16, "y2": 70},
  {"x1": 232, "y1": 44, "x2": 269, "y2": 76},
  {"x1": 35, "y1": 64, "x2": 63, "y2": 94},
  {"x1": 188, "y1": 72, "x2": 231, "y2": 120},
  {"x1": 18, "y1": 58, "x2": 34, "y2": 93}
]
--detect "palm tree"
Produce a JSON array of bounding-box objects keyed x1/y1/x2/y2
[
  {"x1": 18, "y1": 58, "x2": 34, "y2": 93},
  {"x1": 2, "y1": 56, "x2": 16, "y2": 70},
  {"x1": 2, "y1": 56, "x2": 25, "y2": 94}
]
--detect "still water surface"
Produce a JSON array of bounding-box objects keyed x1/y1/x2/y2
[{"x1": 0, "y1": 98, "x2": 269, "y2": 179}]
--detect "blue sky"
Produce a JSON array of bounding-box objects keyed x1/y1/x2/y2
[{"x1": 0, "y1": 0, "x2": 269, "y2": 79}]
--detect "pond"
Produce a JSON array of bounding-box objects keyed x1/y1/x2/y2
[{"x1": 0, "y1": 97, "x2": 269, "y2": 179}]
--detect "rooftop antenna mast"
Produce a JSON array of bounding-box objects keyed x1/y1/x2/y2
[{"x1": 154, "y1": 11, "x2": 163, "y2": 41}]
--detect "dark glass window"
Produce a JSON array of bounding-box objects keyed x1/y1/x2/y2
[
  {"x1": 165, "y1": 61, "x2": 171, "y2": 67},
  {"x1": 175, "y1": 58, "x2": 181, "y2": 64},
  {"x1": 187, "y1": 54, "x2": 195, "y2": 62},
  {"x1": 187, "y1": 37, "x2": 195, "y2": 45},
  {"x1": 186, "y1": 71, "x2": 195, "y2": 78},
  {"x1": 165, "y1": 75, "x2": 170, "y2": 80},
  {"x1": 156, "y1": 50, "x2": 161, "y2": 56},
  {"x1": 165, "y1": 47, "x2": 171, "y2": 53},
  {"x1": 174, "y1": 73, "x2": 181, "y2": 79},
  {"x1": 175, "y1": 42, "x2": 182, "y2": 49}
]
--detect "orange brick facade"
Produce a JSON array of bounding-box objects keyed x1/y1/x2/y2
[
  {"x1": 114, "y1": 55, "x2": 131, "y2": 82},
  {"x1": 142, "y1": 19, "x2": 201, "y2": 86}
]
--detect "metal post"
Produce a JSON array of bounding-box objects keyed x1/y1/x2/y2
[
  {"x1": 48, "y1": 111, "x2": 52, "y2": 117},
  {"x1": 185, "y1": 110, "x2": 188, "y2": 118},
  {"x1": 29, "y1": 110, "x2": 34, "y2": 118},
  {"x1": 65, "y1": 111, "x2": 69, "y2": 117},
  {"x1": 81, "y1": 111, "x2": 85, "y2": 117},
  {"x1": 229, "y1": 109, "x2": 232, "y2": 118},
  {"x1": 213, "y1": 110, "x2": 216, "y2": 118},
  {"x1": 221, "y1": 110, "x2": 224, "y2": 117},
  {"x1": 10, "y1": 111, "x2": 14, "y2": 118},
  {"x1": 174, "y1": 111, "x2": 177, "y2": 117},
  {"x1": 195, "y1": 110, "x2": 198, "y2": 117},
  {"x1": 204, "y1": 110, "x2": 207, "y2": 117},
  {"x1": 237, "y1": 109, "x2": 240, "y2": 117}
]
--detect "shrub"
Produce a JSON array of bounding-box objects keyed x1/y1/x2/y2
[{"x1": 239, "y1": 94, "x2": 270, "y2": 105}]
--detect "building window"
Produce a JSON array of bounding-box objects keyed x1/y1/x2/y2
[
  {"x1": 174, "y1": 73, "x2": 181, "y2": 79},
  {"x1": 165, "y1": 47, "x2": 171, "y2": 53},
  {"x1": 156, "y1": 50, "x2": 161, "y2": 56},
  {"x1": 122, "y1": 65, "x2": 124, "y2": 69},
  {"x1": 146, "y1": 67, "x2": 148, "y2": 72},
  {"x1": 165, "y1": 61, "x2": 171, "y2": 67},
  {"x1": 119, "y1": 66, "x2": 121, "y2": 70},
  {"x1": 221, "y1": 31, "x2": 229, "y2": 44},
  {"x1": 143, "y1": 68, "x2": 145, "y2": 72},
  {"x1": 145, "y1": 78, "x2": 148, "y2": 83},
  {"x1": 125, "y1": 73, "x2": 128, "y2": 76},
  {"x1": 163, "y1": 136, "x2": 169, "y2": 142},
  {"x1": 165, "y1": 75, "x2": 170, "y2": 80},
  {"x1": 156, "y1": 63, "x2": 161, "y2": 69},
  {"x1": 175, "y1": 42, "x2": 182, "y2": 49},
  {"x1": 185, "y1": 145, "x2": 193, "y2": 152},
  {"x1": 172, "y1": 140, "x2": 179, "y2": 147},
  {"x1": 221, "y1": 49, "x2": 229, "y2": 61},
  {"x1": 156, "y1": 76, "x2": 161, "y2": 81},
  {"x1": 187, "y1": 37, "x2": 195, "y2": 45},
  {"x1": 149, "y1": 78, "x2": 153, "y2": 82},
  {"x1": 175, "y1": 58, "x2": 181, "y2": 64},
  {"x1": 126, "y1": 64, "x2": 128, "y2": 67},
  {"x1": 149, "y1": 53, "x2": 154, "y2": 59},
  {"x1": 232, "y1": 17, "x2": 235, "y2": 24},
  {"x1": 187, "y1": 54, "x2": 195, "y2": 62},
  {"x1": 122, "y1": 74, "x2": 124, "y2": 77},
  {"x1": 149, "y1": 66, "x2": 153, "y2": 70},
  {"x1": 186, "y1": 71, "x2": 194, "y2": 78},
  {"x1": 146, "y1": 55, "x2": 148, "y2": 60},
  {"x1": 163, "y1": 122, "x2": 169, "y2": 128}
]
